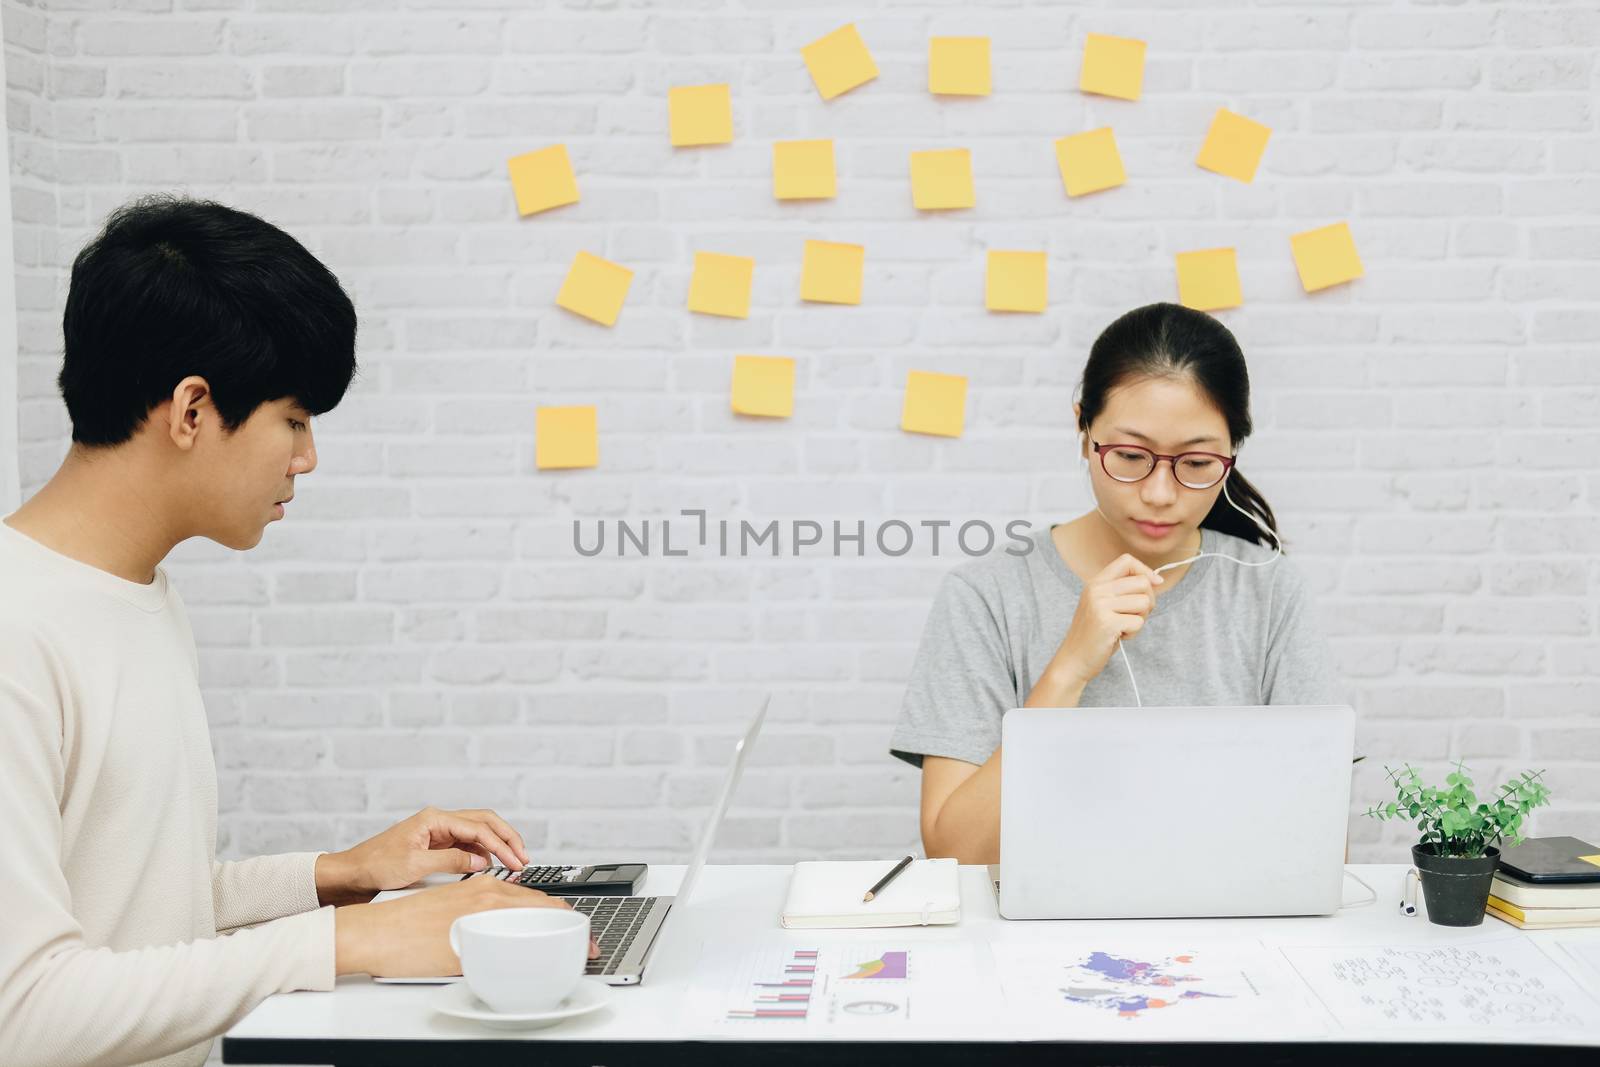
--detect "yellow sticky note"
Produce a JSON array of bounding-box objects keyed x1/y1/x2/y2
[
  {"x1": 800, "y1": 240, "x2": 865, "y2": 305},
  {"x1": 1196, "y1": 108, "x2": 1273, "y2": 183},
  {"x1": 1079, "y1": 33, "x2": 1146, "y2": 101},
  {"x1": 801, "y1": 23, "x2": 878, "y2": 101},
  {"x1": 910, "y1": 148, "x2": 975, "y2": 210},
  {"x1": 535, "y1": 405, "x2": 597, "y2": 470},
  {"x1": 731, "y1": 355, "x2": 796, "y2": 418},
  {"x1": 986, "y1": 251, "x2": 1048, "y2": 313},
  {"x1": 556, "y1": 251, "x2": 633, "y2": 326},
  {"x1": 506, "y1": 144, "x2": 579, "y2": 217},
  {"x1": 668, "y1": 83, "x2": 732, "y2": 146},
  {"x1": 1580, "y1": 855, "x2": 1600, "y2": 869},
  {"x1": 687, "y1": 251, "x2": 754, "y2": 319},
  {"x1": 773, "y1": 139, "x2": 836, "y2": 200},
  {"x1": 1290, "y1": 222, "x2": 1364, "y2": 292},
  {"x1": 901, "y1": 370, "x2": 967, "y2": 438},
  {"x1": 1055, "y1": 127, "x2": 1126, "y2": 197},
  {"x1": 929, "y1": 36, "x2": 991, "y2": 96},
  {"x1": 1175, "y1": 248, "x2": 1242, "y2": 312}
]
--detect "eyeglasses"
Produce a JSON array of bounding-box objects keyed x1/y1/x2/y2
[{"x1": 1091, "y1": 440, "x2": 1235, "y2": 490}]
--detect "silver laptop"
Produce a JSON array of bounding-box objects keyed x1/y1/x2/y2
[
  {"x1": 375, "y1": 694, "x2": 767, "y2": 985},
  {"x1": 995, "y1": 705, "x2": 1354, "y2": 920}
]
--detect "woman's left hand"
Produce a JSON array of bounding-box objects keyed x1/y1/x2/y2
[{"x1": 315, "y1": 806, "x2": 531, "y2": 906}]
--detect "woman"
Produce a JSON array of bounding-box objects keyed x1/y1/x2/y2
[{"x1": 890, "y1": 302, "x2": 1339, "y2": 864}]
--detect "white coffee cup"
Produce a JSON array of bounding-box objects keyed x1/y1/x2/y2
[{"x1": 449, "y1": 907, "x2": 591, "y2": 1014}]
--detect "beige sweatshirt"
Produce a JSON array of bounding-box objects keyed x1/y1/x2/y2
[{"x1": 0, "y1": 521, "x2": 335, "y2": 1067}]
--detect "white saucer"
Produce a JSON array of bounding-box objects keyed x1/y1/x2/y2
[{"x1": 430, "y1": 978, "x2": 611, "y2": 1030}]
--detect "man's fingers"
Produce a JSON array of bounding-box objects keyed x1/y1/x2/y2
[
  {"x1": 458, "y1": 881, "x2": 595, "y2": 957},
  {"x1": 423, "y1": 848, "x2": 489, "y2": 875},
  {"x1": 466, "y1": 817, "x2": 524, "y2": 869},
  {"x1": 456, "y1": 842, "x2": 498, "y2": 865},
  {"x1": 481, "y1": 882, "x2": 577, "y2": 914},
  {"x1": 441, "y1": 810, "x2": 528, "y2": 867},
  {"x1": 459, "y1": 809, "x2": 529, "y2": 866},
  {"x1": 433, "y1": 814, "x2": 522, "y2": 870}
]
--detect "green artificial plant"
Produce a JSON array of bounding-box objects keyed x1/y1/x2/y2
[{"x1": 1363, "y1": 761, "x2": 1552, "y2": 859}]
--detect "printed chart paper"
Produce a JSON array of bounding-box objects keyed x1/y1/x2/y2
[
  {"x1": 695, "y1": 940, "x2": 998, "y2": 1037},
  {"x1": 1280, "y1": 939, "x2": 1600, "y2": 1035},
  {"x1": 1559, "y1": 940, "x2": 1600, "y2": 983},
  {"x1": 991, "y1": 939, "x2": 1325, "y2": 1040}
]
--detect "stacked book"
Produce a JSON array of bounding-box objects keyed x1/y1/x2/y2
[{"x1": 1487, "y1": 835, "x2": 1600, "y2": 930}]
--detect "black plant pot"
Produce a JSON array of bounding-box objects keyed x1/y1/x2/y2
[{"x1": 1412, "y1": 843, "x2": 1500, "y2": 927}]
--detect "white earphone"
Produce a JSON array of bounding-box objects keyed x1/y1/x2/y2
[{"x1": 1078, "y1": 433, "x2": 1283, "y2": 707}]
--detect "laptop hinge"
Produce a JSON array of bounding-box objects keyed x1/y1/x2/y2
[{"x1": 619, "y1": 896, "x2": 674, "y2": 978}]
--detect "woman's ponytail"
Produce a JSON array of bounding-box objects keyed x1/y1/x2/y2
[{"x1": 1202, "y1": 468, "x2": 1281, "y2": 549}]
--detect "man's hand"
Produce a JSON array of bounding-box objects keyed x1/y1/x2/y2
[
  {"x1": 335, "y1": 877, "x2": 598, "y2": 977},
  {"x1": 315, "y1": 806, "x2": 532, "y2": 906}
]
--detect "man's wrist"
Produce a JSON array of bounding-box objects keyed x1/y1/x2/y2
[
  {"x1": 334, "y1": 903, "x2": 374, "y2": 976},
  {"x1": 315, "y1": 851, "x2": 371, "y2": 907}
]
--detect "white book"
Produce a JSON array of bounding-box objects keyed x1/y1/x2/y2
[
  {"x1": 780, "y1": 858, "x2": 961, "y2": 930},
  {"x1": 1492, "y1": 873, "x2": 1600, "y2": 909}
]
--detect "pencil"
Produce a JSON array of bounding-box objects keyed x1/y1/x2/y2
[{"x1": 863, "y1": 855, "x2": 914, "y2": 903}]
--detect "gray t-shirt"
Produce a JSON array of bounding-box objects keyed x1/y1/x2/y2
[{"x1": 890, "y1": 523, "x2": 1341, "y2": 768}]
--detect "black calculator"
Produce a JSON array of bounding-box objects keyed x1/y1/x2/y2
[{"x1": 472, "y1": 862, "x2": 647, "y2": 897}]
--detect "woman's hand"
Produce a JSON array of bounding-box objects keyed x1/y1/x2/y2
[
  {"x1": 315, "y1": 806, "x2": 531, "y2": 906},
  {"x1": 335, "y1": 877, "x2": 598, "y2": 978},
  {"x1": 1050, "y1": 553, "x2": 1164, "y2": 689}
]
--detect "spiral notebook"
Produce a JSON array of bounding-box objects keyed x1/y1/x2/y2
[{"x1": 780, "y1": 858, "x2": 961, "y2": 929}]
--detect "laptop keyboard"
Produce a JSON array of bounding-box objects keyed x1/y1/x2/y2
[{"x1": 570, "y1": 896, "x2": 652, "y2": 976}]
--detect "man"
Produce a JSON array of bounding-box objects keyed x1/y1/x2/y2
[{"x1": 0, "y1": 197, "x2": 578, "y2": 1067}]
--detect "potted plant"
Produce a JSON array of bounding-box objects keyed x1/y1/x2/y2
[{"x1": 1363, "y1": 761, "x2": 1552, "y2": 927}]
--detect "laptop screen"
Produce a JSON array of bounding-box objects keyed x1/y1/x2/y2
[{"x1": 672, "y1": 694, "x2": 769, "y2": 908}]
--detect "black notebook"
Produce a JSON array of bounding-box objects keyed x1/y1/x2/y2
[{"x1": 1497, "y1": 836, "x2": 1600, "y2": 884}]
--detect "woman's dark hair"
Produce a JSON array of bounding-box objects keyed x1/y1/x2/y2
[
  {"x1": 1076, "y1": 302, "x2": 1280, "y2": 549},
  {"x1": 60, "y1": 195, "x2": 358, "y2": 446}
]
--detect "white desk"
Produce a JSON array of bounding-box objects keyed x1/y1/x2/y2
[{"x1": 224, "y1": 863, "x2": 1600, "y2": 1066}]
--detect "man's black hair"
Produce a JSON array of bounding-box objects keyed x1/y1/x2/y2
[{"x1": 59, "y1": 195, "x2": 358, "y2": 446}]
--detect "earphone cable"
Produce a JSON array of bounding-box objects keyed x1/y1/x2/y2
[{"x1": 1111, "y1": 474, "x2": 1284, "y2": 708}]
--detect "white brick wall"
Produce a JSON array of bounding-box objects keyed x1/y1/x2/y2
[
  {"x1": 5, "y1": 0, "x2": 1599, "y2": 867},
  {"x1": 0, "y1": 21, "x2": 17, "y2": 512}
]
